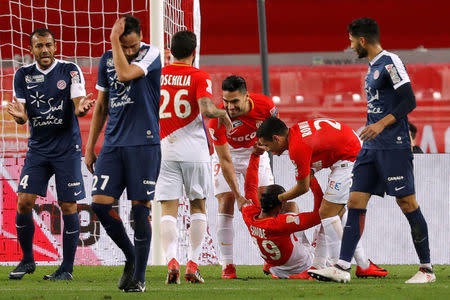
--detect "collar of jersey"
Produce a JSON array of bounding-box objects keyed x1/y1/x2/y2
[
  {"x1": 369, "y1": 50, "x2": 386, "y2": 66},
  {"x1": 171, "y1": 63, "x2": 190, "y2": 67},
  {"x1": 248, "y1": 97, "x2": 255, "y2": 111},
  {"x1": 35, "y1": 59, "x2": 58, "y2": 75}
]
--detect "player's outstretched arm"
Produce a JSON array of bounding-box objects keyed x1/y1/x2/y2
[
  {"x1": 110, "y1": 17, "x2": 145, "y2": 82},
  {"x1": 215, "y1": 143, "x2": 245, "y2": 202},
  {"x1": 198, "y1": 97, "x2": 232, "y2": 132},
  {"x1": 7, "y1": 97, "x2": 27, "y2": 125},
  {"x1": 85, "y1": 91, "x2": 109, "y2": 174},
  {"x1": 73, "y1": 93, "x2": 95, "y2": 117},
  {"x1": 278, "y1": 175, "x2": 310, "y2": 202}
]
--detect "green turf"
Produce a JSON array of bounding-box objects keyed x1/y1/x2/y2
[{"x1": 0, "y1": 265, "x2": 448, "y2": 300}]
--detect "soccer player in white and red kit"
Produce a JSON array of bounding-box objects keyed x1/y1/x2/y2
[
  {"x1": 155, "y1": 31, "x2": 231, "y2": 284},
  {"x1": 208, "y1": 76, "x2": 277, "y2": 278},
  {"x1": 237, "y1": 146, "x2": 323, "y2": 278},
  {"x1": 257, "y1": 117, "x2": 388, "y2": 278}
]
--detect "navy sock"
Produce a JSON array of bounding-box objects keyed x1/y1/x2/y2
[
  {"x1": 404, "y1": 207, "x2": 430, "y2": 264},
  {"x1": 61, "y1": 213, "x2": 80, "y2": 273},
  {"x1": 91, "y1": 203, "x2": 135, "y2": 262},
  {"x1": 339, "y1": 208, "x2": 367, "y2": 263},
  {"x1": 131, "y1": 205, "x2": 151, "y2": 283},
  {"x1": 16, "y1": 212, "x2": 35, "y2": 262}
]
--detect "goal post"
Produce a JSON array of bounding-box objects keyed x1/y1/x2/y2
[{"x1": 0, "y1": 0, "x2": 216, "y2": 267}]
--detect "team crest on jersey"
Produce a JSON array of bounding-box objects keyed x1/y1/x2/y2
[
  {"x1": 385, "y1": 64, "x2": 401, "y2": 84},
  {"x1": 57, "y1": 80, "x2": 66, "y2": 90},
  {"x1": 373, "y1": 70, "x2": 380, "y2": 80},
  {"x1": 136, "y1": 48, "x2": 148, "y2": 61}
]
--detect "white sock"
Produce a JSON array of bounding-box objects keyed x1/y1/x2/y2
[
  {"x1": 337, "y1": 259, "x2": 351, "y2": 270},
  {"x1": 321, "y1": 215, "x2": 343, "y2": 265},
  {"x1": 189, "y1": 213, "x2": 207, "y2": 264},
  {"x1": 160, "y1": 215, "x2": 178, "y2": 264},
  {"x1": 312, "y1": 225, "x2": 328, "y2": 269},
  {"x1": 217, "y1": 213, "x2": 234, "y2": 268},
  {"x1": 420, "y1": 263, "x2": 432, "y2": 270},
  {"x1": 341, "y1": 210, "x2": 369, "y2": 269}
]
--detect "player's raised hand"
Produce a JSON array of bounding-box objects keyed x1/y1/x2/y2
[
  {"x1": 77, "y1": 93, "x2": 95, "y2": 116},
  {"x1": 7, "y1": 97, "x2": 27, "y2": 124},
  {"x1": 359, "y1": 122, "x2": 384, "y2": 142},
  {"x1": 110, "y1": 17, "x2": 126, "y2": 41},
  {"x1": 85, "y1": 149, "x2": 97, "y2": 174}
]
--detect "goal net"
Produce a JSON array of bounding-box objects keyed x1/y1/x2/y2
[{"x1": 0, "y1": 0, "x2": 217, "y2": 266}]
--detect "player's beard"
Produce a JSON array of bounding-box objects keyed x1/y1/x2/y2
[
  {"x1": 126, "y1": 51, "x2": 139, "y2": 63},
  {"x1": 355, "y1": 43, "x2": 368, "y2": 59}
]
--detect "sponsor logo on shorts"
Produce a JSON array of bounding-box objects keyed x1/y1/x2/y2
[
  {"x1": 74, "y1": 191, "x2": 82, "y2": 196},
  {"x1": 146, "y1": 190, "x2": 154, "y2": 195},
  {"x1": 394, "y1": 186, "x2": 405, "y2": 191},
  {"x1": 143, "y1": 180, "x2": 156, "y2": 185},
  {"x1": 68, "y1": 182, "x2": 81, "y2": 187},
  {"x1": 388, "y1": 176, "x2": 404, "y2": 181}
]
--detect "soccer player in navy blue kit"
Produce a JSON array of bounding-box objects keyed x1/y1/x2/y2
[
  {"x1": 7, "y1": 28, "x2": 95, "y2": 280},
  {"x1": 85, "y1": 15, "x2": 161, "y2": 292},
  {"x1": 309, "y1": 18, "x2": 436, "y2": 283}
]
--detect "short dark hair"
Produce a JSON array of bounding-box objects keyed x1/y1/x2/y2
[
  {"x1": 171, "y1": 30, "x2": 196, "y2": 59},
  {"x1": 409, "y1": 122, "x2": 418, "y2": 139},
  {"x1": 260, "y1": 184, "x2": 285, "y2": 212},
  {"x1": 123, "y1": 15, "x2": 141, "y2": 36},
  {"x1": 256, "y1": 117, "x2": 288, "y2": 141},
  {"x1": 348, "y1": 18, "x2": 380, "y2": 44},
  {"x1": 30, "y1": 28, "x2": 55, "y2": 46},
  {"x1": 222, "y1": 75, "x2": 247, "y2": 94}
]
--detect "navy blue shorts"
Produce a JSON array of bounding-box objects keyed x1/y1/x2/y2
[
  {"x1": 92, "y1": 145, "x2": 161, "y2": 200},
  {"x1": 18, "y1": 151, "x2": 85, "y2": 202},
  {"x1": 350, "y1": 148, "x2": 415, "y2": 197}
]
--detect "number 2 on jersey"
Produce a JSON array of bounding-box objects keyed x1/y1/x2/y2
[{"x1": 160, "y1": 89, "x2": 191, "y2": 119}]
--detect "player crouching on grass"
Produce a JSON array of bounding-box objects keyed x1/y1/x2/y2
[{"x1": 236, "y1": 144, "x2": 322, "y2": 279}]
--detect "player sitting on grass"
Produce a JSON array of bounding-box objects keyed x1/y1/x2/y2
[{"x1": 236, "y1": 145, "x2": 322, "y2": 279}]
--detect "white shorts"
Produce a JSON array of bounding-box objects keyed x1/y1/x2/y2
[
  {"x1": 269, "y1": 231, "x2": 314, "y2": 278},
  {"x1": 212, "y1": 152, "x2": 274, "y2": 196},
  {"x1": 323, "y1": 160, "x2": 354, "y2": 205},
  {"x1": 155, "y1": 161, "x2": 212, "y2": 201}
]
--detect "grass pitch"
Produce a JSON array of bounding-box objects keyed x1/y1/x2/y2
[{"x1": 0, "y1": 264, "x2": 448, "y2": 300}]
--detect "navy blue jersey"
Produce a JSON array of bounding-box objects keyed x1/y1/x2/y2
[
  {"x1": 13, "y1": 60, "x2": 86, "y2": 158},
  {"x1": 363, "y1": 50, "x2": 411, "y2": 149},
  {"x1": 96, "y1": 42, "x2": 161, "y2": 146}
]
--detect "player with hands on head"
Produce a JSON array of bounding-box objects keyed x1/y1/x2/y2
[{"x1": 85, "y1": 15, "x2": 161, "y2": 292}]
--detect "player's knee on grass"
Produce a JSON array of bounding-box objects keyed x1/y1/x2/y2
[{"x1": 17, "y1": 193, "x2": 37, "y2": 214}]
